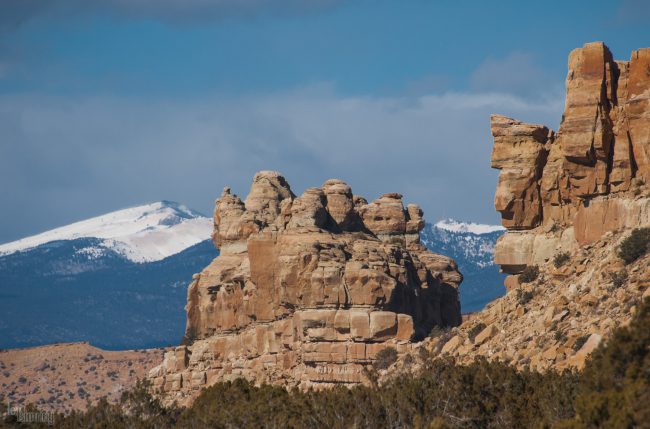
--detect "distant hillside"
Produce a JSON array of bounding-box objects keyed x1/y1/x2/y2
[{"x1": 421, "y1": 220, "x2": 506, "y2": 313}]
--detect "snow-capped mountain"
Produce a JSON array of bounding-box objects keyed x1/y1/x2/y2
[
  {"x1": 0, "y1": 207, "x2": 505, "y2": 350},
  {"x1": 0, "y1": 202, "x2": 218, "y2": 350},
  {"x1": 433, "y1": 219, "x2": 505, "y2": 236},
  {"x1": 421, "y1": 220, "x2": 506, "y2": 313},
  {"x1": 0, "y1": 201, "x2": 212, "y2": 263}
]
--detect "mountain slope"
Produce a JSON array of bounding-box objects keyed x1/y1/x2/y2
[
  {"x1": 421, "y1": 220, "x2": 506, "y2": 312},
  {"x1": 0, "y1": 238, "x2": 218, "y2": 349},
  {"x1": 0, "y1": 201, "x2": 212, "y2": 263},
  {"x1": 0, "y1": 202, "x2": 217, "y2": 349}
]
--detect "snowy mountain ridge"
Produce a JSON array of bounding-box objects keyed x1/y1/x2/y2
[
  {"x1": 0, "y1": 201, "x2": 213, "y2": 263},
  {"x1": 434, "y1": 218, "x2": 505, "y2": 235}
]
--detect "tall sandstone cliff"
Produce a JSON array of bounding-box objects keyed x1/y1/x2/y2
[
  {"x1": 492, "y1": 42, "x2": 650, "y2": 276},
  {"x1": 150, "y1": 172, "x2": 462, "y2": 405},
  {"x1": 381, "y1": 42, "x2": 650, "y2": 376}
]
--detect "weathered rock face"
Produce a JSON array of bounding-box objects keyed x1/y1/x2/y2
[
  {"x1": 491, "y1": 42, "x2": 650, "y2": 273},
  {"x1": 490, "y1": 115, "x2": 551, "y2": 229},
  {"x1": 377, "y1": 41, "x2": 650, "y2": 382},
  {"x1": 150, "y1": 172, "x2": 462, "y2": 405}
]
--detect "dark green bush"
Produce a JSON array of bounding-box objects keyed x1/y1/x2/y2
[
  {"x1": 519, "y1": 265, "x2": 540, "y2": 283},
  {"x1": 553, "y1": 252, "x2": 571, "y2": 268},
  {"x1": 373, "y1": 347, "x2": 398, "y2": 370},
  {"x1": 573, "y1": 334, "x2": 590, "y2": 352},
  {"x1": 618, "y1": 227, "x2": 650, "y2": 265},
  {"x1": 467, "y1": 322, "x2": 487, "y2": 341},
  {"x1": 609, "y1": 269, "x2": 628, "y2": 289},
  {"x1": 517, "y1": 289, "x2": 535, "y2": 306},
  {"x1": 557, "y1": 297, "x2": 650, "y2": 428}
]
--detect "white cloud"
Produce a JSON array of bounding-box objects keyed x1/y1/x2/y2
[{"x1": 0, "y1": 86, "x2": 564, "y2": 243}]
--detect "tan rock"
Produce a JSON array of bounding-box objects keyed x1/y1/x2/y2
[
  {"x1": 474, "y1": 325, "x2": 498, "y2": 346},
  {"x1": 369, "y1": 311, "x2": 398, "y2": 340},
  {"x1": 350, "y1": 311, "x2": 371, "y2": 341},
  {"x1": 504, "y1": 275, "x2": 520, "y2": 292},
  {"x1": 322, "y1": 179, "x2": 359, "y2": 231},
  {"x1": 441, "y1": 335, "x2": 462, "y2": 354},
  {"x1": 490, "y1": 115, "x2": 550, "y2": 229},
  {"x1": 152, "y1": 172, "x2": 463, "y2": 406},
  {"x1": 396, "y1": 314, "x2": 414, "y2": 341},
  {"x1": 492, "y1": 41, "x2": 650, "y2": 275}
]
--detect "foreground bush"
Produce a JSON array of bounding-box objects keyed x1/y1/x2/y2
[
  {"x1": 618, "y1": 227, "x2": 650, "y2": 264},
  {"x1": 519, "y1": 265, "x2": 540, "y2": 283},
  {"x1": 8, "y1": 299, "x2": 650, "y2": 428}
]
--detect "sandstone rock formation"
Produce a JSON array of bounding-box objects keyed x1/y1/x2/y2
[
  {"x1": 379, "y1": 43, "x2": 650, "y2": 378},
  {"x1": 150, "y1": 172, "x2": 462, "y2": 405},
  {"x1": 491, "y1": 42, "x2": 650, "y2": 274}
]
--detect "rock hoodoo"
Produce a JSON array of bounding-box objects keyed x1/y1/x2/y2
[
  {"x1": 150, "y1": 172, "x2": 462, "y2": 404},
  {"x1": 491, "y1": 42, "x2": 650, "y2": 276}
]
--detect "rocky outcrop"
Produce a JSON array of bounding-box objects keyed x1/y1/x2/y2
[
  {"x1": 384, "y1": 229, "x2": 650, "y2": 375},
  {"x1": 429, "y1": 41, "x2": 650, "y2": 372},
  {"x1": 491, "y1": 42, "x2": 650, "y2": 274},
  {"x1": 379, "y1": 43, "x2": 650, "y2": 378},
  {"x1": 150, "y1": 172, "x2": 462, "y2": 405}
]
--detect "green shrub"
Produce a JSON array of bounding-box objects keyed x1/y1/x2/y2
[
  {"x1": 553, "y1": 329, "x2": 567, "y2": 343},
  {"x1": 517, "y1": 289, "x2": 535, "y2": 306},
  {"x1": 618, "y1": 227, "x2": 650, "y2": 264},
  {"x1": 608, "y1": 269, "x2": 628, "y2": 289},
  {"x1": 573, "y1": 334, "x2": 590, "y2": 352},
  {"x1": 553, "y1": 251, "x2": 571, "y2": 268},
  {"x1": 373, "y1": 347, "x2": 398, "y2": 370},
  {"x1": 429, "y1": 325, "x2": 444, "y2": 338},
  {"x1": 519, "y1": 265, "x2": 540, "y2": 283},
  {"x1": 557, "y1": 298, "x2": 650, "y2": 428},
  {"x1": 468, "y1": 322, "x2": 487, "y2": 341}
]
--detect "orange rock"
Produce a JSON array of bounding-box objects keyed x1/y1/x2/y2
[
  {"x1": 152, "y1": 171, "x2": 463, "y2": 405},
  {"x1": 490, "y1": 115, "x2": 549, "y2": 229},
  {"x1": 491, "y1": 41, "x2": 650, "y2": 275}
]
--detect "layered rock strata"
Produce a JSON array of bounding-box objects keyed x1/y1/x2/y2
[
  {"x1": 150, "y1": 172, "x2": 462, "y2": 405},
  {"x1": 491, "y1": 42, "x2": 650, "y2": 275}
]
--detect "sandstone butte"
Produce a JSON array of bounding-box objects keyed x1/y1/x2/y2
[
  {"x1": 381, "y1": 41, "x2": 650, "y2": 377},
  {"x1": 149, "y1": 173, "x2": 463, "y2": 405}
]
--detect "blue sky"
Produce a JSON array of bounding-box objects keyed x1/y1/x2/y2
[{"x1": 1, "y1": 0, "x2": 649, "y2": 243}]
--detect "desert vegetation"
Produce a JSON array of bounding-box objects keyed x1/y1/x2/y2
[
  {"x1": 519, "y1": 265, "x2": 540, "y2": 283},
  {"x1": 618, "y1": 227, "x2": 650, "y2": 265}
]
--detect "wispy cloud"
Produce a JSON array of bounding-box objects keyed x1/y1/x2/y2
[
  {"x1": 470, "y1": 51, "x2": 563, "y2": 98},
  {"x1": 0, "y1": 85, "x2": 563, "y2": 243}
]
